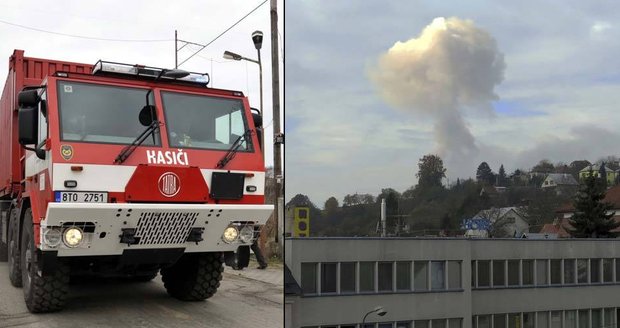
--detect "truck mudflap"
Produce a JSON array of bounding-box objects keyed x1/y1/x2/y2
[{"x1": 40, "y1": 203, "x2": 273, "y2": 257}]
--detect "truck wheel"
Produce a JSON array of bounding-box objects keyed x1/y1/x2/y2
[
  {"x1": 161, "y1": 252, "x2": 223, "y2": 301},
  {"x1": 0, "y1": 208, "x2": 8, "y2": 262},
  {"x1": 8, "y1": 207, "x2": 22, "y2": 287},
  {"x1": 21, "y1": 208, "x2": 69, "y2": 313}
]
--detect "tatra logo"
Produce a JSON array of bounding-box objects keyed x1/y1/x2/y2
[
  {"x1": 60, "y1": 145, "x2": 73, "y2": 160},
  {"x1": 158, "y1": 172, "x2": 180, "y2": 197},
  {"x1": 146, "y1": 149, "x2": 189, "y2": 165}
]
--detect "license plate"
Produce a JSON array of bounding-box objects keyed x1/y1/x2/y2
[{"x1": 55, "y1": 191, "x2": 108, "y2": 203}]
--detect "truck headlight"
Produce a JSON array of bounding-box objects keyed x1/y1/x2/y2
[
  {"x1": 63, "y1": 227, "x2": 84, "y2": 247},
  {"x1": 43, "y1": 228, "x2": 62, "y2": 247},
  {"x1": 239, "y1": 225, "x2": 254, "y2": 243},
  {"x1": 222, "y1": 226, "x2": 239, "y2": 243}
]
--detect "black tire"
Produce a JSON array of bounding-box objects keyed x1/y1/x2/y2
[
  {"x1": 21, "y1": 208, "x2": 69, "y2": 313},
  {"x1": 161, "y1": 253, "x2": 223, "y2": 301},
  {"x1": 0, "y1": 208, "x2": 8, "y2": 262},
  {"x1": 8, "y1": 207, "x2": 22, "y2": 287}
]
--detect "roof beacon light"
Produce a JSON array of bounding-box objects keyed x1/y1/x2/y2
[{"x1": 92, "y1": 61, "x2": 210, "y2": 86}]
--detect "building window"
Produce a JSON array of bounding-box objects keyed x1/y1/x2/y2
[
  {"x1": 472, "y1": 261, "x2": 477, "y2": 287},
  {"x1": 494, "y1": 314, "x2": 506, "y2": 328},
  {"x1": 536, "y1": 259, "x2": 548, "y2": 285},
  {"x1": 550, "y1": 260, "x2": 562, "y2": 285},
  {"x1": 522, "y1": 260, "x2": 534, "y2": 285},
  {"x1": 603, "y1": 259, "x2": 613, "y2": 283},
  {"x1": 564, "y1": 259, "x2": 576, "y2": 284},
  {"x1": 565, "y1": 310, "x2": 576, "y2": 328},
  {"x1": 432, "y1": 319, "x2": 447, "y2": 328},
  {"x1": 578, "y1": 310, "x2": 589, "y2": 328},
  {"x1": 523, "y1": 312, "x2": 535, "y2": 328},
  {"x1": 301, "y1": 263, "x2": 317, "y2": 294},
  {"x1": 378, "y1": 262, "x2": 393, "y2": 292},
  {"x1": 340, "y1": 262, "x2": 356, "y2": 293},
  {"x1": 551, "y1": 311, "x2": 562, "y2": 328},
  {"x1": 493, "y1": 260, "x2": 505, "y2": 287},
  {"x1": 604, "y1": 308, "x2": 614, "y2": 328},
  {"x1": 321, "y1": 263, "x2": 337, "y2": 293},
  {"x1": 448, "y1": 261, "x2": 461, "y2": 289},
  {"x1": 478, "y1": 261, "x2": 490, "y2": 287},
  {"x1": 537, "y1": 312, "x2": 548, "y2": 328},
  {"x1": 396, "y1": 261, "x2": 412, "y2": 291},
  {"x1": 415, "y1": 320, "x2": 430, "y2": 328},
  {"x1": 508, "y1": 313, "x2": 520, "y2": 328},
  {"x1": 360, "y1": 262, "x2": 375, "y2": 292},
  {"x1": 591, "y1": 259, "x2": 601, "y2": 283},
  {"x1": 397, "y1": 322, "x2": 412, "y2": 328},
  {"x1": 592, "y1": 309, "x2": 602, "y2": 328},
  {"x1": 414, "y1": 261, "x2": 429, "y2": 291},
  {"x1": 378, "y1": 323, "x2": 393, "y2": 328},
  {"x1": 508, "y1": 260, "x2": 519, "y2": 286},
  {"x1": 477, "y1": 316, "x2": 490, "y2": 328},
  {"x1": 577, "y1": 259, "x2": 588, "y2": 284},
  {"x1": 449, "y1": 318, "x2": 462, "y2": 328},
  {"x1": 431, "y1": 261, "x2": 445, "y2": 290},
  {"x1": 616, "y1": 259, "x2": 620, "y2": 282}
]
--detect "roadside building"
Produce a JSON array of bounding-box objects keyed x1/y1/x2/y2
[
  {"x1": 286, "y1": 237, "x2": 620, "y2": 328},
  {"x1": 541, "y1": 173, "x2": 579, "y2": 196},
  {"x1": 463, "y1": 207, "x2": 529, "y2": 238}
]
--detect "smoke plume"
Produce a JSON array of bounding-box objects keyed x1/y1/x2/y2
[{"x1": 370, "y1": 17, "x2": 505, "y2": 163}]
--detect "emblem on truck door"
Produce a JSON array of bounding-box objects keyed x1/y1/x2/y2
[
  {"x1": 60, "y1": 145, "x2": 73, "y2": 160},
  {"x1": 158, "y1": 172, "x2": 180, "y2": 197}
]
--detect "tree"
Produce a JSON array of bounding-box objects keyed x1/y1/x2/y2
[
  {"x1": 416, "y1": 154, "x2": 446, "y2": 190},
  {"x1": 324, "y1": 197, "x2": 339, "y2": 215},
  {"x1": 498, "y1": 164, "x2": 507, "y2": 186},
  {"x1": 569, "y1": 173, "x2": 620, "y2": 238},
  {"x1": 477, "y1": 207, "x2": 513, "y2": 238},
  {"x1": 532, "y1": 160, "x2": 554, "y2": 174},
  {"x1": 476, "y1": 162, "x2": 494, "y2": 184},
  {"x1": 599, "y1": 162, "x2": 608, "y2": 189}
]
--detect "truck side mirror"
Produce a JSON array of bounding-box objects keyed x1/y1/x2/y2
[
  {"x1": 250, "y1": 108, "x2": 263, "y2": 151},
  {"x1": 18, "y1": 89, "x2": 40, "y2": 108},
  {"x1": 250, "y1": 108, "x2": 262, "y2": 127},
  {"x1": 18, "y1": 106, "x2": 38, "y2": 145}
]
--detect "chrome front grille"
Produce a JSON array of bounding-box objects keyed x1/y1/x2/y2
[{"x1": 134, "y1": 212, "x2": 198, "y2": 245}]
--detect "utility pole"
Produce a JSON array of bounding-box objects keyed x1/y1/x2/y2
[{"x1": 270, "y1": 0, "x2": 283, "y2": 255}]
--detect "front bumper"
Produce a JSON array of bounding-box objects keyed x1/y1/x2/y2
[{"x1": 41, "y1": 203, "x2": 273, "y2": 257}]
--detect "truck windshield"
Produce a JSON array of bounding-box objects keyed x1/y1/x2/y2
[
  {"x1": 161, "y1": 91, "x2": 253, "y2": 152},
  {"x1": 57, "y1": 81, "x2": 159, "y2": 145}
]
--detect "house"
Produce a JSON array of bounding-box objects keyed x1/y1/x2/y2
[
  {"x1": 550, "y1": 185, "x2": 620, "y2": 237},
  {"x1": 540, "y1": 173, "x2": 579, "y2": 195},
  {"x1": 579, "y1": 163, "x2": 617, "y2": 185},
  {"x1": 462, "y1": 207, "x2": 529, "y2": 238}
]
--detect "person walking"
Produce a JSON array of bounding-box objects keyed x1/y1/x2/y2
[{"x1": 251, "y1": 239, "x2": 268, "y2": 269}]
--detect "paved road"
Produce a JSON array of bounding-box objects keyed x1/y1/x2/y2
[{"x1": 0, "y1": 262, "x2": 282, "y2": 328}]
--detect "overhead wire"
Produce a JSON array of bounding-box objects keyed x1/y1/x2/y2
[
  {"x1": 0, "y1": 18, "x2": 171, "y2": 42},
  {"x1": 177, "y1": 0, "x2": 268, "y2": 67}
]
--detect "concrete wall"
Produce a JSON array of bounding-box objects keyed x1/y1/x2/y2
[{"x1": 286, "y1": 238, "x2": 620, "y2": 328}]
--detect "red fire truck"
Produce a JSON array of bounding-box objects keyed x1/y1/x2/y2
[{"x1": 0, "y1": 50, "x2": 272, "y2": 313}]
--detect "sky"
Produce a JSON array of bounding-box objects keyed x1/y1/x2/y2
[
  {"x1": 285, "y1": 0, "x2": 620, "y2": 206},
  {"x1": 0, "y1": 0, "x2": 283, "y2": 167}
]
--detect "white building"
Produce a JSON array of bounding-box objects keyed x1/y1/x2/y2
[{"x1": 286, "y1": 237, "x2": 620, "y2": 328}]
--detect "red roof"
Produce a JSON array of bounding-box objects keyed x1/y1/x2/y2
[
  {"x1": 541, "y1": 217, "x2": 620, "y2": 237},
  {"x1": 556, "y1": 185, "x2": 620, "y2": 213}
]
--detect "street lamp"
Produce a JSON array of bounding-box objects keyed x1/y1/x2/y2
[
  {"x1": 223, "y1": 31, "x2": 264, "y2": 157},
  {"x1": 362, "y1": 306, "x2": 387, "y2": 327}
]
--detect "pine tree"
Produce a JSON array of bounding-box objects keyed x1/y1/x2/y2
[
  {"x1": 569, "y1": 172, "x2": 619, "y2": 238},
  {"x1": 498, "y1": 164, "x2": 506, "y2": 186}
]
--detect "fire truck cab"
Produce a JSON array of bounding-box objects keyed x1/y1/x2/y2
[{"x1": 0, "y1": 50, "x2": 272, "y2": 313}]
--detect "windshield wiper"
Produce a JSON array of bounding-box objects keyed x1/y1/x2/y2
[
  {"x1": 114, "y1": 120, "x2": 160, "y2": 164},
  {"x1": 216, "y1": 129, "x2": 253, "y2": 169}
]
